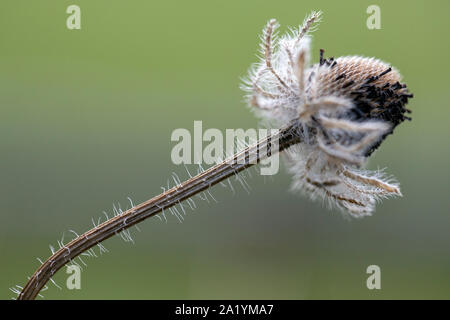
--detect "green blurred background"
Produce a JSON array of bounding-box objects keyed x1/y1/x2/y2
[{"x1": 1, "y1": 0, "x2": 449, "y2": 299}]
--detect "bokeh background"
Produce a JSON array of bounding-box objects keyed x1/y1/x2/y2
[{"x1": 1, "y1": 0, "x2": 449, "y2": 299}]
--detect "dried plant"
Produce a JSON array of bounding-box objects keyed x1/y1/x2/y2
[
  {"x1": 14, "y1": 12, "x2": 412, "y2": 300},
  {"x1": 241, "y1": 11, "x2": 413, "y2": 216}
]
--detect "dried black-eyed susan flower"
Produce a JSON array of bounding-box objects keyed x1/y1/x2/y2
[{"x1": 242, "y1": 12, "x2": 413, "y2": 217}]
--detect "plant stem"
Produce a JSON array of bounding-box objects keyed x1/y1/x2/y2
[{"x1": 18, "y1": 121, "x2": 302, "y2": 300}]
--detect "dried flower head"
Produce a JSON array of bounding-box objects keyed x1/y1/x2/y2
[{"x1": 242, "y1": 12, "x2": 413, "y2": 217}]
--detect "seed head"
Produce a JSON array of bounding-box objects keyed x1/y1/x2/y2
[{"x1": 242, "y1": 12, "x2": 413, "y2": 217}]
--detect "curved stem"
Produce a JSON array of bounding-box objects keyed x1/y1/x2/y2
[{"x1": 18, "y1": 122, "x2": 302, "y2": 300}]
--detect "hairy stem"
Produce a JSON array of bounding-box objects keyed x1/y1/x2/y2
[{"x1": 18, "y1": 121, "x2": 302, "y2": 300}]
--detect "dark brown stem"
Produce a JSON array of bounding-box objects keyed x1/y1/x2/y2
[{"x1": 18, "y1": 122, "x2": 302, "y2": 300}]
